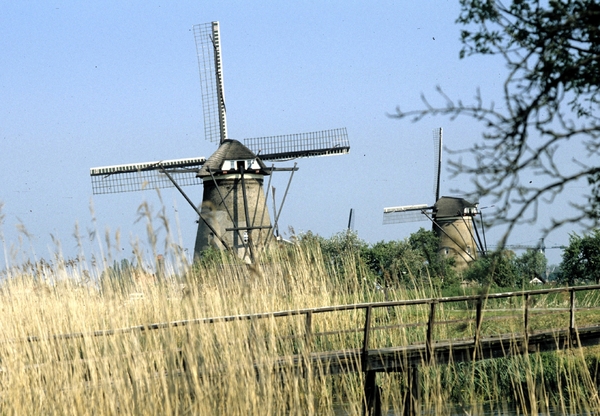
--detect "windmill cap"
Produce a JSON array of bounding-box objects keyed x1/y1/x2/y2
[
  {"x1": 198, "y1": 139, "x2": 269, "y2": 177},
  {"x1": 434, "y1": 196, "x2": 478, "y2": 217}
]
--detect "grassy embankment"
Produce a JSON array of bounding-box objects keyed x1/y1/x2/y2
[{"x1": 2, "y1": 238, "x2": 600, "y2": 415}]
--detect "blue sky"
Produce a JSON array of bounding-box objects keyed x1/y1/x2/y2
[{"x1": 0, "y1": 1, "x2": 583, "y2": 269}]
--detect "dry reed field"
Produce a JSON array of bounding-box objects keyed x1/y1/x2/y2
[
  {"x1": 2, "y1": 235, "x2": 600, "y2": 415},
  {"x1": 0, "y1": 241, "x2": 374, "y2": 415}
]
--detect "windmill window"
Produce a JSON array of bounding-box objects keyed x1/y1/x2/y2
[
  {"x1": 443, "y1": 247, "x2": 450, "y2": 256},
  {"x1": 221, "y1": 161, "x2": 230, "y2": 171},
  {"x1": 249, "y1": 159, "x2": 260, "y2": 170}
]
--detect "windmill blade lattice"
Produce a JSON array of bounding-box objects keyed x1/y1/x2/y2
[
  {"x1": 89, "y1": 21, "x2": 351, "y2": 263},
  {"x1": 433, "y1": 127, "x2": 442, "y2": 202},
  {"x1": 193, "y1": 22, "x2": 227, "y2": 144},
  {"x1": 90, "y1": 157, "x2": 206, "y2": 195},
  {"x1": 244, "y1": 128, "x2": 350, "y2": 161},
  {"x1": 382, "y1": 204, "x2": 433, "y2": 224}
]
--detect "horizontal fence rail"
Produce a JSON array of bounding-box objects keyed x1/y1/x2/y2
[{"x1": 11, "y1": 284, "x2": 600, "y2": 354}]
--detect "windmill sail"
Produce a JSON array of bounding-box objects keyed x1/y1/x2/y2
[
  {"x1": 89, "y1": 21, "x2": 351, "y2": 263},
  {"x1": 382, "y1": 204, "x2": 433, "y2": 224},
  {"x1": 244, "y1": 128, "x2": 350, "y2": 161},
  {"x1": 383, "y1": 128, "x2": 441, "y2": 225},
  {"x1": 90, "y1": 157, "x2": 206, "y2": 194},
  {"x1": 433, "y1": 127, "x2": 442, "y2": 202},
  {"x1": 194, "y1": 22, "x2": 228, "y2": 144}
]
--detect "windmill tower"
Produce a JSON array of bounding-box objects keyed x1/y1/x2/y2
[
  {"x1": 90, "y1": 21, "x2": 350, "y2": 263},
  {"x1": 193, "y1": 139, "x2": 273, "y2": 261},
  {"x1": 382, "y1": 128, "x2": 479, "y2": 271}
]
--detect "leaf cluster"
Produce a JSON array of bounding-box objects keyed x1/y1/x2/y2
[
  {"x1": 463, "y1": 247, "x2": 547, "y2": 287},
  {"x1": 298, "y1": 228, "x2": 458, "y2": 288},
  {"x1": 558, "y1": 229, "x2": 600, "y2": 284},
  {"x1": 99, "y1": 258, "x2": 142, "y2": 293}
]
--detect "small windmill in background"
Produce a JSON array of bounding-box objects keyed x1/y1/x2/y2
[
  {"x1": 347, "y1": 208, "x2": 355, "y2": 232},
  {"x1": 382, "y1": 128, "x2": 481, "y2": 271},
  {"x1": 90, "y1": 21, "x2": 350, "y2": 263}
]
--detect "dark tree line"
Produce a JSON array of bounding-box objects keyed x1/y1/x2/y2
[
  {"x1": 300, "y1": 228, "x2": 554, "y2": 289},
  {"x1": 300, "y1": 227, "x2": 600, "y2": 288}
]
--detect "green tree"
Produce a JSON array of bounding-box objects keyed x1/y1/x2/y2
[
  {"x1": 361, "y1": 239, "x2": 405, "y2": 280},
  {"x1": 319, "y1": 230, "x2": 368, "y2": 260},
  {"x1": 361, "y1": 239, "x2": 424, "y2": 286},
  {"x1": 409, "y1": 228, "x2": 459, "y2": 286},
  {"x1": 463, "y1": 250, "x2": 519, "y2": 287},
  {"x1": 515, "y1": 249, "x2": 548, "y2": 283},
  {"x1": 298, "y1": 230, "x2": 369, "y2": 278},
  {"x1": 100, "y1": 258, "x2": 137, "y2": 293},
  {"x1": 361, "y1": 228, "x2": 458, "y2": 288},
  {"x1": 299, "y1": 228, "x2": 461, "y2": 288},
  {"x1": 393, "y1": 0, "x2": 600, "y2": 238},
  {"x1": 559, "y1": 230, "x2": 600, "y2": 284}
]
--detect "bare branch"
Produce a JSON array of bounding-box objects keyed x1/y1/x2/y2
[{"x1": 394, "y1": 0, "x2": 600, "y2": 241}]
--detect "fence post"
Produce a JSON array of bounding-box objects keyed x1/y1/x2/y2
[
  {"x1": 473, "y1": 297, "x2": 483, "y2": 360},
  {"x1": 362, "y1": 305, "x2": 373, "y2": 372},
  {"x1": 569, "y1": 289, "x2": 578, "y2": 347},
  {"x1": 570, "y1": 289, "x2": 576, "y2": 330},
  {"x1": 156, "y1": 254, "x2": 165, "y2": 280},
  {"x1": 426, "y1": 301, "x2": 437, "y2": 362},
  {"x1": 363, "y1": 370, "x2": 382, "y2": 416},
  {"x1": 361, "y1": 305, "x2": 381, "y2": 416},
  {"x1": 304, "y1": 311, "x2": 313, "y2": 351},
  {"x1": 523, "y1": 293, "x2": 530, "y2": 352},
  {"x1": 403, "y1": 366, "x2": 421, "y2": 416}
]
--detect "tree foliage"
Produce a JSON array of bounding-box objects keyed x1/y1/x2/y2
[
  {"x1": 463, "y1": 250, "x2": 520, "y2": 287},
  {"x1": 515, "y1": 248, "x2": 547, "y2": 282},
  {"x1": 100, "y1": 258, "x2": 138, "y2": 293},
  {"x1": 301, "y1": 228, "x2": 458, "y2": 288},
  {"x1": 296, "y1": 230, "x2": 370, "y2": 282},
  {"x1": 464, "y1": 248, "x2": 547, "y2": 287},
  {"x1": 299, "y1": 229, "x2": 552, "y2": 288},
  {"x1": 559, "y1": 229, "x2": 600, "y2": 284},
  {"x1": 408, "y1": 228, "x2": 458, "y2": 284},
  {"x1": 393, "y1": 0, "x2": 600, "y2": 240}
]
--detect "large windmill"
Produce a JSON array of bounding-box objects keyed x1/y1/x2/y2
[
  {"x1": 382, "y1": 128, "x2": 479, "y2": 271},
  {"x1": 90, "y1": 21, "x2": 350, "y2": 263}
]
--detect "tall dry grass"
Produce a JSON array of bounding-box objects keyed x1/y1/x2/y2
[
  {"x1": 0, "y1": 234, "x2": 385, "y2": 414},
  {"x1": 1, "y1": 224, "x2": 600, "y2": 414}
]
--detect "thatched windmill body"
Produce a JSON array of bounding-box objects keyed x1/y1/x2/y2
[
  {"x1": 90, "y1": 22, "x2": 350, "y2": 263},
  {"x1": 383, "y1": 128, "x2": 480, "y2": 271}
]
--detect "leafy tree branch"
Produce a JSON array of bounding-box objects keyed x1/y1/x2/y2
[{"x1": 392, "y1": 0, "x2": 600, "y2": 242}]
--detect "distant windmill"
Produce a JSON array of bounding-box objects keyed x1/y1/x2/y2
[
  {"x1": 487, "y1": 238, "x2": 566, "y2": 255},
  {"x1": 90, "y1": 21, "x2": 350, "y2": 263},
  {"x1": 382, "y1": 128, "x2": 479, "y2": 271},
  {"x1": 347, "y1": 208, "x2": 355, "y2": 231}
]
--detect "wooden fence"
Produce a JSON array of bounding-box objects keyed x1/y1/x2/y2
[{"x1": 15, "y1": 284, "x2": 600, "y2": 415}]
